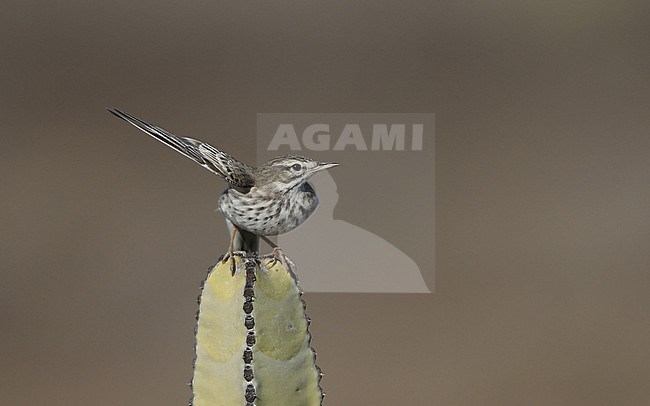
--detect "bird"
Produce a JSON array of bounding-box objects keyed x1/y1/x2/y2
[{"x1": 107, "y1": 108, "x2": 338, "y2": 272}]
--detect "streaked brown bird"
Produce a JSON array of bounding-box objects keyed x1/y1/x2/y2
[{"x1": 107, "y1": 108, "x2": 338, "y2": 271}]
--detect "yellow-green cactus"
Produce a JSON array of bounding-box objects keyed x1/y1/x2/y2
[{"x1": 191, "y1": 255, "x2": 323, "y2": 406}]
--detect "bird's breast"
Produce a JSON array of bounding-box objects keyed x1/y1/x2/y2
[{"x1": 218, "y1": 184, "x2": 318, "y2": 236}]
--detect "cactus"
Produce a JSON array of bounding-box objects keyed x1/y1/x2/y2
[{"x1": 191, "y1": 254, "x2": 323, "y2": 406}]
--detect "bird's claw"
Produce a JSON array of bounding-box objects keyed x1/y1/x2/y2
[
  {"x1": 221, "y1": 251, "x2": 243, "y2": 275},
  {"x1": 264, "y1": 247, "x2": 287, "y2": 270}
]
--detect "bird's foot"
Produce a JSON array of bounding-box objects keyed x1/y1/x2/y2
[
  {"x1": 221, "y1": 250, "x2": 246, "y2": 275},
  {"x1": 262, "y1": 247, "x2": 287, "y2": 271}
]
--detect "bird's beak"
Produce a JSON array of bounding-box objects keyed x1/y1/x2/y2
[{"x1": 312, "y1": 162, "x2": 339, "y2": 172}]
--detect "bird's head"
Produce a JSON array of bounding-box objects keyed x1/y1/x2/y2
[{"x1": 255, "y1": 155, "x2": 338, "y2": 192}]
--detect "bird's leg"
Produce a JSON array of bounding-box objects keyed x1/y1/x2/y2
[
  {"x1": 260, "y1": 235, "x2": 277, "y2": 249},
  {"x1": 260, "y1": 235, "x2": 286, "y2": 269},
  {"x1": 222, "y1": 224, "x2": 238, "y2": 275}
]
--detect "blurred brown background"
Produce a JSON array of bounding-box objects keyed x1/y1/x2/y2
[{"x1": 2, "y1": 1, "x2": 649, "y2": 405}]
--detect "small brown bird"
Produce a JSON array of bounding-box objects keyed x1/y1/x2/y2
[{"x1": 107, "y1": 108, "x2": 338, "y2": 270}]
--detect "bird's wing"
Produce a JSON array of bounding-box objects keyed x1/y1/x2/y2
[{"x1": 107, "y1": 108, "x2": 255, "y2": 189}]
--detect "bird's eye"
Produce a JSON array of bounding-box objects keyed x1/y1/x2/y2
[{"x1": 291, "y1": 163, "x2": 302, "y2": 171}]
